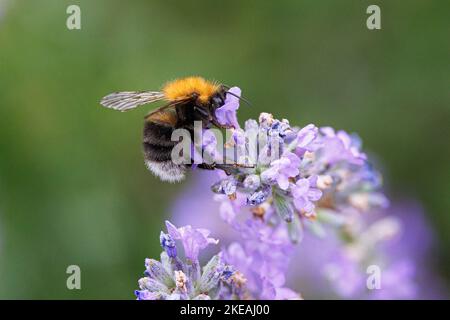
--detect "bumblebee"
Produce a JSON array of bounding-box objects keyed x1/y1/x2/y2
[{"x1": 100, "y1": 76, "x2": 239, "y2": 182}]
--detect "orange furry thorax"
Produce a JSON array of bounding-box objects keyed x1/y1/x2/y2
[{"x1": 162, "y1": 77, "x2": 220, "y2": 103}]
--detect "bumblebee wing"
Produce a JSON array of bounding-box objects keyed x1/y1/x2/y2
[{"x1": 100, "y1": 91, "x2": 165, "y2": 112}]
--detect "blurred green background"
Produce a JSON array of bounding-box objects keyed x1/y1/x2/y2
[{"x1": 0, "y1": 0, "x2": 449, "y2": 298}]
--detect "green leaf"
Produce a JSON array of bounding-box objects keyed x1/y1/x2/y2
[
  {"x1": 273, "y1": 191, "x2": 294, "y2": 222},
  {"x1": 288, "y1": 214, "x2": 303, "y2": 244}
]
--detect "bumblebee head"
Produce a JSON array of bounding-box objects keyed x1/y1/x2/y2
[{"x1": 210, "y1": 93, "x2": 226, "y2": 110}]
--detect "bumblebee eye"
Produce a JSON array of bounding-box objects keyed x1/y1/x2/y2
[{"x1": 211, "y1": 96, "x2": 224, "y2": 108}]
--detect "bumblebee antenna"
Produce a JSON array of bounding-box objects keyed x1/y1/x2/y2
[{"x1": 222, "y1": 84, "x2": 252, "y2": 107}]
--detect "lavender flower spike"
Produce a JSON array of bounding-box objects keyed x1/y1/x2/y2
[
  {"x1": 166, "y1": 86, "x2": 444, "y2": 300},
  {"x1": 211, "y1": 109, "x2": 386, "y2": 245},
  {"x1": 135, "y1": 221, "x2": 247, "y2": 300}
]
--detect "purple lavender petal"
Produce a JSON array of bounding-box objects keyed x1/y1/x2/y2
[
  {"x1": 215, "y1": 87, "x2": 241, "y2": 129},
  {"x1": 165, "y1": 220, "x2": 218, "y2": 262}
]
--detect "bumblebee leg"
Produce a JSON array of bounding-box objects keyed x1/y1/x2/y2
[
  {"x1": 193, "y1": 106, "x2": 209, "y2": 119},
  {"x1": 212, "y1": 163, "x2": 233, "y2": 175},
  {"x1": 197, "y1": 162, "x2": 232, "y2": 175},
  {"x1": 197, "y1": 163, "x2": 216, "y2": 170}
]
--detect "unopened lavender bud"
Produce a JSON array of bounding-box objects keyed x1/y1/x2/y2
[
  {"x1": 244, "y1": 119, "x2": 259, "y2": 131},
  {"x1": 303, "y1": 151, "x2": 315, "y2": 161},
  {"x1": 160, "y1": 232, "x2": 177, "y2": 258},
  {"x1": 269, "y1": 119, "x2": 280, "y2": 133},
  {"x1": 135, "y1": 290, "x2": 167, "y2": 300},
  {"x1": 230, "y1": 271, "x2": 247, "y2": 288},
  {"x1": 317, "y1": 175, "x2": 333, "y2": 189},
  {"x1": 243, "y1": 174, "x2": 261, "y2": 191},
  {"x1": 349, "y1": 193, "x2": 370, "y2": 211},
  {"x1": 279, "y1": 119, "x2": 292, "y2": 137},
  {"x1": 138, "y1": 277, "x2": 169, "y2": 292},
  {"x1": 259, "y1": 112, "x2": 274, "y2": 128},
  {"x1": 247, "y1": 189, "x2": 269, "y2": 206},
  {"x1": 223, "y1": 182, "x2": 237, "y2": 195},
  {"x1": 211, "y1": 178, "x2": 237, "y2": 196},
  {"x1": 174, "y1": 270, "x2": 188, "y2": 293},
  {"x1": 232, "y1": 129, "x2": 246, "y2": 145},
  {"x1": 221, "y1": 265, "x2": 235, "y2": 280},
  {"x1": 198, "y1": 255, "x2": 222, "y2": 292},
  {"x1": 144, "y1": 258, "x2": 174, "y2": 286}
]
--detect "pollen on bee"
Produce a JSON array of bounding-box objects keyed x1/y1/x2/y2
[{"x1": 162, "y1": 76, "x2": 220, "y2": 103}]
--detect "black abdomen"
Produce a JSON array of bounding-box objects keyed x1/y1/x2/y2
[
  {"x1": 142, "y1": 120, "x2": 187, "y2": 182},
  {"x1": 142, "y1": 120, "x2": 177, "y2": 162}
]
